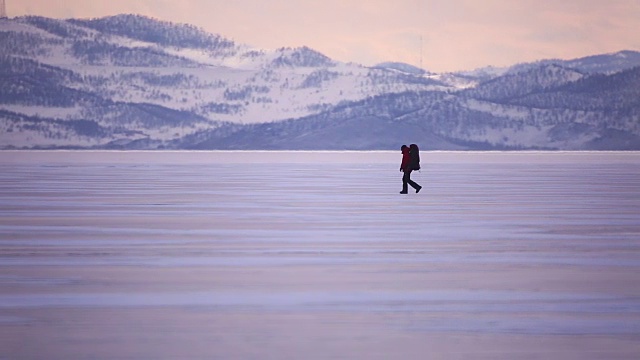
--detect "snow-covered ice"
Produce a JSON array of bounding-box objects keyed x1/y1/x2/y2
[{"x1": 0, "y1": 151, "x2": 639, "y2": 359}]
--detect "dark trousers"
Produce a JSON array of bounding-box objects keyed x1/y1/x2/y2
[{"x1": 402, "y1": 169, "x2": 420, "y2": 192}]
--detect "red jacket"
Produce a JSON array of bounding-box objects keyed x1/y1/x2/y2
[{"x1": 400, "y1": 147, "x2": 411, "y2": 171}]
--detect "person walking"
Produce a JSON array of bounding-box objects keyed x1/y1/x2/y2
[{"x1": 399, "y1": 144, "x2": 422, "y2": 194}]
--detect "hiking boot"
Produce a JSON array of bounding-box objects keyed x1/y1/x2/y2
[
  {"x1": 415, "y1": 186, "x2": 422, "y2": 193},
  {"x1": 399, "y1": 191, "x2": 408, "y2": 194}
]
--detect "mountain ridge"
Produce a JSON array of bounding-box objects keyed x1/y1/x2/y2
[{"x1": 1, "y1": 15, "x2": 639, "y2": 150}]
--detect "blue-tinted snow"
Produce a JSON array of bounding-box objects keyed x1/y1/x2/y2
[{"x1": 0, "y1": 151, "x2": 639, "y2": 359}]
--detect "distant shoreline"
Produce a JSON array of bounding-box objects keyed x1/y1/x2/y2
[{"x1": 2, "y1": 149, "x2": 638, "y2": 166}]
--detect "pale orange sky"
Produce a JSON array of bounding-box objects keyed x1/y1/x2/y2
[{"x1": 9, "y1": 0, "x2": 640, "y2": 72}]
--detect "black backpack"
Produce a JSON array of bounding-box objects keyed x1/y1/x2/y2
[{"x1": 409, "y1": 144, "x2": 420, "y2": 171}]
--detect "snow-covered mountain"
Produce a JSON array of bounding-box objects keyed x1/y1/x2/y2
[
  {"x1": 177, "y1": 66, "x2": 640, "y2": 150},
  {"x1": 507, "y1": 50, "x2": 640, "y2": 75},
  {"x1": 1, "y1": 14, "x2": 639, "y2": 150}
]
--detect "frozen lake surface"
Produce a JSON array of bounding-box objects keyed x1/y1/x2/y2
[{"x1": 1, "y1": 151, "x2": 640, "y2": 359}]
